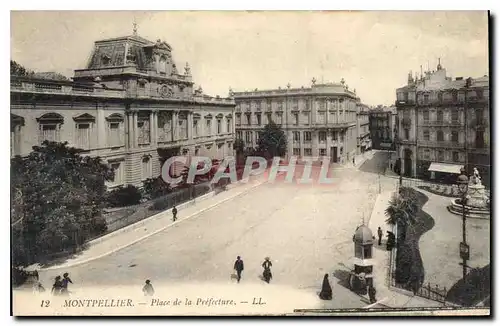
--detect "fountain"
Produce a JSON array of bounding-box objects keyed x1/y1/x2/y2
[{"x1": 448, "y1": 167, "x2": 490, "y2": 219}]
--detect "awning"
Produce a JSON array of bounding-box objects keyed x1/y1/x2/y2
[{"x1": 428, "y1": 162, "x2": 463, "y2": 174}]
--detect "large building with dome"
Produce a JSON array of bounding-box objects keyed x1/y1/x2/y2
[{"x1": 10, "y1": 31, "x2": 236, "y2": 187}]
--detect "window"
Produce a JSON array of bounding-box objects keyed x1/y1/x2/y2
[
  {"x1": 193, "y1": 119, "x2": 199, "y2": 137},
  {"x1": 245, "y1": 131, "x2": 252, "y2": 143},
  {"x1": 451, "y1": 131, "x2": 459, "y2": 142},
  {"x1": 332, "y1": 131, "x2": 338, "y2": 141},
  {"x1": 438, "y1": 150, "x2": 444, "y2": 161},
  {"x1": 75, "y1": 123, "x2": 92, "y2": 149},
  {"x1": 304, "y1": 131, "x2": 312, "y2": 142},
  {"x1": 206, "y1": 119, "x2": 212, "y2": 136},
  {"x1": 256, "y1": 114, "x2": 262, "y2": 126},
  {"x1": 319, "y1": 148, "x2": 326, "y2": 156},
  {"x1": 246, "y1": 113, "x2": 251, "y2": 125},
  {"x1": 437, "y1": 130, "x2": 444, "y2": 141},
  {"x1": 476, "y1": 90, "x2": 484, "y2": 99},
  {"x1": 319, "y1": 131, "x2": 326, "y2": 142},
  {"x1": 236, "y1": 131, "x2": 242, "y2": 139},
  {"x1": 424, "y1": 94, "x2": 429, "y2": 104},
  {"x1": 266, "y1": 113, "x2": 272, "y2": 124},
  {"x1": 304, "y1": 148, "x2": 312, "y2": 156},
  {"x1": 423, "y1": 110, "x2": 429, "y2": 122},
  {"x1": 109, "y1": 161, "x2": 124, "y2": 187},
  {"x1": 293, "y1": 113, "x2": 299, "y2": 125},
  {"x1": 275, "y1": 112, "x2": 283, "y2": 124},
  {"x1": 476, "y1": 130, "x2": 485, "y2": 148},
  {"x1": 106, "y1": 114, "x2": 124, "y2": 147},
  {"x1": 141, "y1": 156, "x2": 152, "y2": 180},
  {"x1": 293, "y1": 148, "x2": 300, "y2": 156},
  {"x1": 404, "y1": 128, "x2": 409, "y2": 140},
  {"x1": 236, "y1": 113, "x2": 241, "y2": 126},
  {"x1": 363, "y1": 246, "x2": 372, "y2": 259},
  {"x1": 452, "y1": 151, "x2": 459, "y2": 162},
  {"x1": 451, "y1": 110, "x2": 459, "y2": 123},
  {"x1": 217, "y1": 119, "x2": 222, "y2": 134},
  {"x1": 452, "y1": 91, "x2": 458, "y2": 102},
  {"x1": 475, "y1": 109, "x2": 484, "y2": 121},
  {"x1": 37, "y1": 113, "x2": 64, "y2": 144},
  {"x1": 423, "y1": 130, "x2": 430, "y2": 141},
  {"x1": 437, "y1": 111, "x2": 443, "y2": 123},
  {"x1": 423, "y1": 149, "x2": 431, "y2": 160},
  {"x1": 293, "y1": 131, "x2": 300, "y2": 142},
  {"x1": 438, "y1": 92, "x2": 443, "y2": 103},
  {"x1": 340, "y1": 132, "x2": 344, "y2": 142},
  {"x1": 226, "y1": 119, "x2": 231, "y2": 133}
]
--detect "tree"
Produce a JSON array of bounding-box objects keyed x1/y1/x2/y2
[
  {"x1": 10, "y1": 60, "x2": 34, "y2": 76},
  {"x1": 256, "y1": 121, "x2": 287, "y2": 159},
  {"x1": 385, "y1": 186, "x2": 419, "y2": 242},
  {"x1": 234, "y1": 138, "x2": 245, "y2": 155},
  {"x1": 11, "y1": 141, "x2": 114, "y2": 267}
]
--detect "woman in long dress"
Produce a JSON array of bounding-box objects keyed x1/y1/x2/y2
[{"x1": 319, "y1": 274, "x2": 332, "y2": 300}]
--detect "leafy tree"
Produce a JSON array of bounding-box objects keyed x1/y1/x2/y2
[
  {"x1": 142, "y1": 177, "x2": 173, "y2": 200},
  {"x1": 256, "y1": 121, "x2": 287, "y2": 159},
  {"x1": 385, "y1": 186, "x2": 419, "y2": 242},
  {"x1": 10, "y1": 60, "x2": 34, "y2": 76},
  {"x1": 11, "y1": 141, "x2": 114, "y2": 267},
  {"x1": 234, "y1": 138, "x2": 245, "y2": 155}
]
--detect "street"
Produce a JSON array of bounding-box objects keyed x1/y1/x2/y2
[{"x1": 35, "y1": 151, "x2": 396, "y2": 312}]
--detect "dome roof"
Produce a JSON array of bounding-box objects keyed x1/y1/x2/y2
[{"x1": 354, "y1": 225, "x2": 373, "y2": 244}]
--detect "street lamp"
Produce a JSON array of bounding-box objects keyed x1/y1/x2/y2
[{"x1": 457, "y1": 168, "x2": 469, "y2": 281}]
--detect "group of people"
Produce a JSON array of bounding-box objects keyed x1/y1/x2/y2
[
  {"x1": 232, "y1": 256, "x2": 273, "y2": 284},
  {"x1": 51, "y1": 273, "x2": 73, "y2": 296}
]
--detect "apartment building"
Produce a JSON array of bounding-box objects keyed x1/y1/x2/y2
[
  {"x1": 395, "y1": 61, "x2": 490, "y2": 185},
  {"x1": 233, "y1": 79, "x2": 360, "y2": 164}
]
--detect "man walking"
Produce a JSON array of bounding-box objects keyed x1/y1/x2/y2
[
  {"x1": 172, "y1": 206, "x2": 178, "y2": 222},
  {"x1": 377, "y1": 227, "x2": 383, "y2": 246},
  {"x1": 233, "y1": 256, "x2": 244, "y2": 283}
]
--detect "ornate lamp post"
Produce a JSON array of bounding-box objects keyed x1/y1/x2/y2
[{"x1": 457, "y1": 168, "x2": 469, "y2": 280}]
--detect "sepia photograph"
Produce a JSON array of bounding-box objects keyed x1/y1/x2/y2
[{"x1": 9, "y1": 10, "x2": 491, "y2": 316}]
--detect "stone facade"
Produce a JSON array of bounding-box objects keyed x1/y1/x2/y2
[
  {"x1": 10, "y1": 33, "x2": 235, "y2": 188},
  {"x1": 395, "y1": 62, "x2": 490, "y2": 185},
  {"x1": 233, "y1": 80, "x2": 361, "y2": 164},
  {"x1": 369, "y1": 107, "x2": 396, "y2": 150},
  {"x1": 356, "y1": 103, "x2": 371, "y2": 154}
]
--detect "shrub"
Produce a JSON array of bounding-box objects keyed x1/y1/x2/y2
[
  {"x1": 142, "y1": 177, "x2": 172, "y2": 200},
  {"x1": 107, "y1": 185, "x2": 142, "y2": 208}
]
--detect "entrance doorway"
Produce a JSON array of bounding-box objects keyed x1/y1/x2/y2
[
  {"x1": 403, "y1": 149, "x2": 413, "y2": 177},
  {"x1": 331, "y1": 147, "x2": 338, "y2": 163}
]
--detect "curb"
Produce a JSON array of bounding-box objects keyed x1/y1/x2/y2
[{"x1": 41, "y1": 179, "x2": 268, "y2": 271}]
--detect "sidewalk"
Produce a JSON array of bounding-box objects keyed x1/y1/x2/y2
[
  {"x1": 367, "y1": 191, "x2": 442, "y2": 308},
  {"x1": 38, "y1": 174, "x2": 270, "y2": 271},
  {"x1": 353, "y1": 150, "x2": 375, "y2": 169}
]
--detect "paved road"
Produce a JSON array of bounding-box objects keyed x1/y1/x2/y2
[{"x1": 36, "y1": 151, "x2": 397, "y2": 311}]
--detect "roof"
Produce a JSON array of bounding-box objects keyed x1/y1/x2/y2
[{"x1": 354, "y1": 225, "x2": 373, "y2": 244}]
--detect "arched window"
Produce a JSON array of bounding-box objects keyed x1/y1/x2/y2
[
  {"x1": 37, "y1": 113, "x2": 64, "y2": 144},
  {"x1": 437, "y1": 130, "x2": 444, "y2": 142},
  {"x1": 159, "y1": 56, "x2": 167, "y2": 74}
]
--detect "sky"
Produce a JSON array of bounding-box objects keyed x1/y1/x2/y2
[{"x1": 10, "y1": 11, "x2": 489, "y2": 106}]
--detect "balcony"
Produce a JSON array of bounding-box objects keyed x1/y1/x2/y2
[
  {"x1": 11, "y1": 78, "x2": 126, "y2": 98},
  {"x1": 419, "y1": 140, "x2": 464, "y2": 149},
  {"x1": 420, "y1": 119, "x2": 462, "y2": 127}
]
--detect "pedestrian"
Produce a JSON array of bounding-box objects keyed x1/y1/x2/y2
[
  {"x1": 51, "y1": 276, "x2": 62, "y2": 296},
  {"x1": 353, "y1": 157, "x2": 355, "y2": 166},
  {"x1": 319, "y1": 274, "x2": 332, "y2": 300},
  {"x1": 262, "y1": 257, "x2": 273, "y2": 283},
  {"x1": 172, "y1": 206, "x2": 178, "y2": 222},
  {"x1": 377, "y1": 227, "x2": 383, "y2": 246},
  {"x1": 61, "y1": 272, "x2": 73, "y2": 296},
  {"x1": 368, "y1": 284, "x2": 377, "y2": 304},
  {"x1": 233, "y1": 256, "x2": 244, "y2": 283},
  {"x1": 142, "y1": 280, "x2": 154, "y2": 296}
]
